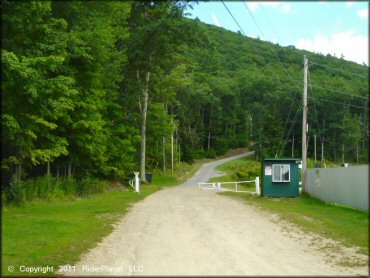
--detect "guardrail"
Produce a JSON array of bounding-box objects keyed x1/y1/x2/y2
[{"x1": 198, "y1": 177, "x2": 260, "y2": 195}]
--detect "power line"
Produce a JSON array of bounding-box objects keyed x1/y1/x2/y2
[
  {"x1": 222, "y1": 0, "x2": 304, "y2": 156},
  {"x1": 308, "y1": 69, "x2": 323, "y2": 143},
  {"x1": 309, "y1": 84, "x2": 369, "y2": 100},
  {"x1": 242, "y1": 1, "x2": 315, "y2": 158},
  {"x1": 241, "y1": 1, "x2": 305, "y2": 158},
  {"x1": 284, "y1": 100, "x2": 303, "y2": 150},
  {"x1": 276, "y1": 99, "x2": 303, "y2": 157},
  {"x1": 260, "y1": 5, "x2": 298, "y2": 68},
  {"x1": 242, "y1": 1, "x2": 298, "y2": 79},
  {"x1": 220, "y1": 0, "x2": 267, "y2": 65},
  {"x1": 274, "y1": 69, "x2": 304, "y2": 158},
  {"x1": 307, "y1": 97, "x2": 369, "y2": 110},
  {"x1": 308, "y1": 60, "x2": 368, "y2": 79}
]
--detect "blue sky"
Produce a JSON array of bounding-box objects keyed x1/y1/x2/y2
[{"x1": 185, "y1": 1, "x2": 369, "y2": 65}]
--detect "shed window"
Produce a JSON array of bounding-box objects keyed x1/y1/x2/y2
[{"x1": 272, "y1": 164, "x2": 290, "y2": 182}]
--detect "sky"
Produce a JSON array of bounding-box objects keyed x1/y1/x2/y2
[{"x1": 185, "y1": 1, "x2": 369, "y2": 66}]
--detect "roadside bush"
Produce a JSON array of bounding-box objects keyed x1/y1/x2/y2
[
  {"x1": 5, "y1": 178, "x2": 26, "y2": 205},
  {"x1": 205, "y1": 149, "x2": 217, "y2": 159},
  {"x1": 4, "y1": 174, "x2": 111, "y2": 205},
  {"x1": 218, "y1": 157, "x2": 261, "y2": 182}
]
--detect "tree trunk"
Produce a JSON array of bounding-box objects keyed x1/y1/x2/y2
[
  {"x1": 163, "y1": 136, "x2": 166, "y2": 173},
  {"x1": 171, "y1": 133, "x2": 174, "y2": 175},
  {"x1": 138, "y1": 69, "x2": 150, "y2": 182},
  {"x1": 14, "y1": 148, "x2": 22, "y2": 182},
  {"x1": 207, "y1": 104, "x2": 213, "y2": 150},
  {"x1": 47, "y1": 161, "x2": 50, "y2": 175},
  {"x1": 15, "y1": 164, "x2": 22, "y2": 182},
  {"x1": 68, "y1": 163, "x2": 72, "y2": 178},
  {"x1": 342, "y1": 143, "x2": 345, "y2": 163},
  {"x1": 178, "y1": 136, "x2": 181, "y2": 164},
  {"x1": 57, "y1": 165, "x2": 60, "y2": 178}
]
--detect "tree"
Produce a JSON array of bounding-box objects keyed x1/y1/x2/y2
[
  {"x1": 125, "y1": 1, "x2": 191, "y2": 181},
  {"x1": 2, "y1": 1, "x2": 76, "y2": 181}
]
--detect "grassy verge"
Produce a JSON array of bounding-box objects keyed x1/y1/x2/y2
[
  {"x1": 208, "y1": 156, "x2": 259, "y2": 191},
  {"x1": 213, "y1": 156, "x2": 369, "y2": 256},
  {"x1": 2, "y1": 149, "x2": 247, "y2": 277}
]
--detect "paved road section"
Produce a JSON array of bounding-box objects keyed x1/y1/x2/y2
[{"x1": 66, "y1": 152, "x2": 368, "y2": 276}]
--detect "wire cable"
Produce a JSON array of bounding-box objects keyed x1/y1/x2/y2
[
  {"x1": 307, "y1": 97, "x2": 369, "y2": 110},
  {"x1": 308, "y1": 69, "x2": 323, "y2": 143},
  {"x1": 308, "y1": 60, "x2": 368, "y2": 79},
  {"x1": 222, "y1": 0, "x2": 304, "y2": 156},
  {"x1": 276, "y1": 99, "x2": 303, "y2": 157},
  {"x1": 243, "y1": 1, "x2": 298, "y2": 79},
  {"x1": 260, "y1": 5, "x2": 298, "y2": 67},
  {"x1": 221, "y1": 0, "x2": 267, "y2": 65},
  {"x1": 310, "y1": 84, "x2": 369, "y2": 100}
]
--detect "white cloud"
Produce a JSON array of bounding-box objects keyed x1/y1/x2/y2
[
  {"x1": 247, "y1": 2, "x2": 259, "y2": 13},
  {"x1": 282, "y1": 4, "x2": 291, "y2": 14},
  {"x1": 357, "y1": 8, "x2": 368, "y2": 19},
  {"x1": 247, "y1": 2, "x2": 280, "y2": 13},
  {"x1": 296, "y1": 30, "x2": 368, "y2": 65},
  {"x1": 346, "y1": 1, "x2": 355, "y2": 7},
  {"x1": 211, "y1": 12, "x2": 221, "y2": 27}
]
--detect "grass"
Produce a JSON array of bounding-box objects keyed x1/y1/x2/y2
[
  {"x1": 208, "y1": 156, "x2": 260, "y2": 192},
  {"x1": 212, "y1": 156, "x2": 369, "y2": 256},
  {"x1": 2, "y1": 187, "x2": 159, "y2": 277},
  {"x1": 2, "y1": 149, "x2": 246, "y2": 277},
  {"x1": 1, "y1": 164, "x2": 198, "y2": 277}
]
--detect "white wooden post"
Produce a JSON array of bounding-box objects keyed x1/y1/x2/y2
[
  {"x1": 255, "y1": 177, "x2": 260, "y2": 195},
  {"x1": 134, "y1": 172, "x2": 140, "y2": 193}
]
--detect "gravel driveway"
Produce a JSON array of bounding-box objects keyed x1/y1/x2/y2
[{"x1": 66, "y1": 152, "x2": 368, "y2": 276}]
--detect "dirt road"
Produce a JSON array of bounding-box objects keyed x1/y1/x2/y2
[{"x1": 67, "y1": 152, "x2": 368, "y2": 276}]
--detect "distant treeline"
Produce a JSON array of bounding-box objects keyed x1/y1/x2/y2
[{"x1": 2, "y1": 1, "x2": 369, "y2": 190}]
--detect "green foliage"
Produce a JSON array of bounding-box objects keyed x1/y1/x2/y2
[
  {"x1": 3, "y1": 175, "x2": 111, "y2": 205},
  {"x1": 213, "y1": 156, "x2": 261, "y2": 182},
  {"x1": 2, "y1": 1, "x2": 368, "y2": 200}
]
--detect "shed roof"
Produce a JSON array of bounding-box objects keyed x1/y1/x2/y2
[{"x1": 264, "y1": 158, "x2": 301, "y2": 162}]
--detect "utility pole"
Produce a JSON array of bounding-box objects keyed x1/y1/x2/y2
[
  {"x1": 302, "y1": 56, "x2": 308, "y2": 192},
  {"x1": 171, "y1": 133, "x2": 174, "y2": 175}
]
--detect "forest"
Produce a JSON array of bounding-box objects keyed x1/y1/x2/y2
[{"x1": 2, "y1": 1, "x2": 369, "y2": 200}]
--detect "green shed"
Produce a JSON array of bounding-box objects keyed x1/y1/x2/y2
[{"x1": 262, "y1": 158, "x2": 300, "y2": 197}]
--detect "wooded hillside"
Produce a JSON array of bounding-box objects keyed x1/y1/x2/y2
[{"x1": 2, "y1": 1, "x2": 368, "y2": 190}]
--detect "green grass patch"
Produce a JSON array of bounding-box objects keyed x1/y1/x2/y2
[
  {"x1": 1, "y1": 158, "x2": 208, "y2": 277},
  {"x1": 2, "y1": 149, "x2": 250, "y2": 277},
  {"x1": 208, "y1": 156, "x2": 259, "y2": 192},
  {"x1": 222, "y1": 192, "x2": 369, "y2": 255},
  {"x1": 1, "y1": 186, "x2": 161, "y2": 277},
  {"x1": 215, "y1": 156, "x2": 369, "y2": 256}
]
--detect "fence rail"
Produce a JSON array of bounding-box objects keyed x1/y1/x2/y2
[{"x1": 198, "y1": 177, "x2": 260, "y2": 195}]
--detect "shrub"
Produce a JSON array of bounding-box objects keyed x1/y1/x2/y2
[
  {"x1": 5, "y1": 178, "x2": 26, "y2": 205},
  {"x1": 205, "y1": 149, "x2": 216, "y2": 159}
]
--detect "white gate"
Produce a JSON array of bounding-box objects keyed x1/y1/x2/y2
[{"x1": 198, "y1": 177, "x2": 260, "y2": 195}]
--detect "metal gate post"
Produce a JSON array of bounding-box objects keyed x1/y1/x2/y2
[
  {"x1": 134, "y1": 172, "x2": 140, "y2": 193},
  {"x1": 255, "y1": 177, "x2": 260, "y2": 195}
]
